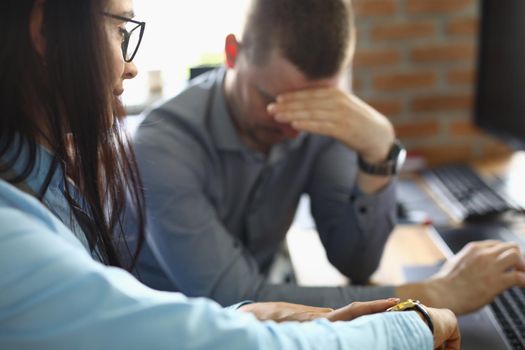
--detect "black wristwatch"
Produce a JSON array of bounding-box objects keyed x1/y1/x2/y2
[{"x1": 357, "y1": 140, "x2": 406, "y2": 176}]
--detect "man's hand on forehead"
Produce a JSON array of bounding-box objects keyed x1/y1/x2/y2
[
  {"x1": 268, "y1": 88, "x2": 342, "y2": 115},
  {"x1": 267, "y1": 87, "x2": 395, "y2": 165}
]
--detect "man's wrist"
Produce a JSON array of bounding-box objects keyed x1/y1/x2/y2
[
  {"x1": 395, "y1": 282, "x2": 432, "y2": 307},
  {"x1": 360, "y1": 154, "x2": 388, "y2": 166},
  {"x1": 395, "y1": 279, "x2": 446, "y2": 310},
  {"x1": 358, "y1": 140, "x2": 406, "y2": 176},
  {"x1": 359, "y1": 142, "x2": 393, "y2": 165},
  {"x1": 358, "y1": 122, "x2": 396, "y2": 163}
]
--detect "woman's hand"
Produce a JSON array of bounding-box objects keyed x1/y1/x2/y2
[
  {"x1": 325, "y1": 298, "x2": 400, "y2": 321},
  {"x1": 238, "y1": 298, "x2": 400, "y2": 323}
]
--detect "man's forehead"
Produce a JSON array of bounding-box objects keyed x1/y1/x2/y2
[
  {"x1": 256, "y1": 50, "x2": 342, "y2": 94},
  {"x1": 248, "y1": 55, "x2": 341, "y2": 96}
]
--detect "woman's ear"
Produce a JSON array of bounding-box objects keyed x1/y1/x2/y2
[
  {"x1": 30, "y1": 0, "x2": 46, "y2": 58},
  {"x1": 224, "y1": 34, "x2": 240, "y2": 69}
]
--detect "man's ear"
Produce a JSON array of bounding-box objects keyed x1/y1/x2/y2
[
  {"x1": 30, "y1": 0, "x2": 46, "y2": 58},
  {"x1": 224, "y1": 34, "x2": 240, "y2": 69}
]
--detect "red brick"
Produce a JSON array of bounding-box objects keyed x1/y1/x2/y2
[
  {"x1": 411, "y1": 44, "x2": 475, "y2": 63},
  {"x1": 407, "y1": 0, "x2": 474, "y2": 14},
  {"x1": 372, "y1": 21, "x2": 437, "y2": 41},
  {"x1": 354, "y1": 0, "x2": 397, "y2": 16},
  {"x1": 449, "y1": 121, "x2": 481, "y2": 136},
  {"x1": 447, "y1": 69, "x2": 476, "y2": 86},
  {"x1": 395, "y1": 121, "x2": 440, "y2": 138},
  {"x1": 446, "y1": 18, "x2": 479, "y2": 36},
  {"x1": 354, "y1": 49, "x2": 402, "y2": 67},
  {"x1": 373, "y1": 71, "x2": 437, "y2": 91},
  {"x1": 411, "y1": 95, "x2": 473, "y2": 112},
  {"x1": 366, "y1": 98, "x2": 403, "y2": 117}
]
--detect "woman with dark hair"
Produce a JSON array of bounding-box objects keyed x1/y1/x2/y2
[
  {"x1": 0, "y1": 0, "x2": 460, "y2": 349},
  {"x1": 0, "y1": 0, "x2": 146, "y2": 270}
]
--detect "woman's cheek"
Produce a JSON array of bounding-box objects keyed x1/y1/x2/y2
[{"x1": 111, "y1": 42, "x2": 125, "y2": 86}]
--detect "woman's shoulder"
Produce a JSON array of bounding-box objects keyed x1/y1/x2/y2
[{"x1": 0, "y1": 180, "x2": 84, "y2": 249}]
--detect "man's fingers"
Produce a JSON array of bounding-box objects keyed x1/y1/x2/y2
[
  {"x1": 290, "y1": 120, "x2": 339, "y2": 137},
  {"x1": 485, "y1": 241, "x2": 520, "y2": 256},
  {"x1": 501, "y1": 270, "x2": 525, "y2": 289},
  {"x1": 494, "y1": 247, "x2": 525, "y2": 272},
  {"x1": 274, "y1": 109, "x2": 335, "y2": 123},
  {"x1": 455, "y1": 240, "x2": 514, "y2": 262},
  {"x1": 268, "y1": 99, "x2": 337, "y2": 114},
  {"x1": 462, "y1": 240, "x2": 503, "y2": 252}
]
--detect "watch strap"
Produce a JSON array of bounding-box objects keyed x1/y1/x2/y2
[
  {"x1": 357, "y1": 140, "x2": 406, "y2": 176},
  {"x1": 411, "y1": 302, "x2": 434, "y2": 335}
]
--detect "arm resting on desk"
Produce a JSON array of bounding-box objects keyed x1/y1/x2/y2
[
  {"x1": 0, "y1": 199, "x2": 433, "y2": 350},
  {"x1": 307, "y1": 140, "x2": 397, "y2": 283}
]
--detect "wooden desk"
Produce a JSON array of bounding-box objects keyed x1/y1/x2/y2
[
  {"x1": 286, "y1": 152, "x2": 525, "y2": 287},
  {"x1": 287, "y1": 224, "x2": 446, "y2": 286},
  {"x1": 370, "y1": 224, "x2": 445, "y2": 285}
]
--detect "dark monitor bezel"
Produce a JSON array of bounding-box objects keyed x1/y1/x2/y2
[{"x1": 474, "y1": 0, "x2": 525, "y2": 150}]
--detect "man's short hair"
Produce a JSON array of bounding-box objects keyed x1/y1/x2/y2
[{"x1": 241, "y1": 0, "x2": 354, "y2": 79}]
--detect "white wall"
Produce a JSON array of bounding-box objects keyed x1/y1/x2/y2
[{"x1": 122, "y1": 0, "x2": 249, "y2": 108}]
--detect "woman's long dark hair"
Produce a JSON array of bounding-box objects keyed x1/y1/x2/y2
[{"x1": 0, "y1": 0, "x2": 145, "y2": 270}]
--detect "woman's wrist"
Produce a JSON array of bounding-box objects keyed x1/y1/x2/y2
[
  {"x1": 411, "y1": 302, "x2": 434, "y2": 335},
  {"x1": 387, "y1": 299, "x2": 434, "y2": 334}
]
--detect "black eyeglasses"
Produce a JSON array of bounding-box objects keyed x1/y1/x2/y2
[{"x1": 104, "y1": 14, "x2": 146, "y2": 63}]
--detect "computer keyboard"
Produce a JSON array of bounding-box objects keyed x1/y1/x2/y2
[
  {"x1": 491, "y1": 287, "x2": 525, "y2": 350},
  {"x1": 422, "y1": 164, "x2": 521, "y2": 222},
  {"x1": 436, "y1": 224, "x2": 525, "y2": 349}
]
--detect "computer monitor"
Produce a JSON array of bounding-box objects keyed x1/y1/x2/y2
[{"x1": 475, "y1": 0, "x2": 525, "y2": 150}]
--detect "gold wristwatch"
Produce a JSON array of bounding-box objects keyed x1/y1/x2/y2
[{"x1": 387, "y1": 299, "x2": 434, "y2": 334}]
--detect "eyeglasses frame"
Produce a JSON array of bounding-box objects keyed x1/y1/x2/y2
[{"x1": 104, "y1": 13, "x2": 146, "y2": 63}]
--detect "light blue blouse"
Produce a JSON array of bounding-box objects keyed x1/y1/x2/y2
[{"x1": 0, "y1": 142, "x2": 433, "y2": 349}]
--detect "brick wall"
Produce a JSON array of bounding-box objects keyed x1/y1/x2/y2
[{"x1": 352, "y1": 0, "x2": 512, "y2": 166}]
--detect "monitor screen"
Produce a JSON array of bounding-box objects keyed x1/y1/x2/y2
[{"x1": 475, "y1": 0, "x2": 525, "y2": 149}]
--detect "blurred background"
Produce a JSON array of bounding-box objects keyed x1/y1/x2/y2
[
  {"x1": 351, "y1": 0, "x2": 507, "y2": 167},
  {"x1": 122, "y1": 0, "x2": 248, "y2": 112},
  {"x1": 124, "y1": 0, "x2": 511, "y2": 167}
]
